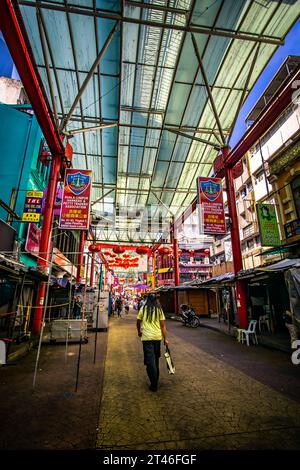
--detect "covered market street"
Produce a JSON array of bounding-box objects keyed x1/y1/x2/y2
[{"x1": 1, "y1": 314, "x2": 299, "y2": 450}]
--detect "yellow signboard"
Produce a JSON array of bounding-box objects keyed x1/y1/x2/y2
[
  {"x1": 158, "y1": 267, "x2": 172, "y2": 274},
  {"x1": 26, "y1": 191, "x2": 44, "y2": 198},
  {"x1": 22, "y1": 213, "x2": 41, "y2": 222},
  {"x1": 22, "y1": 190, "x2": 44, "y2": 223}
]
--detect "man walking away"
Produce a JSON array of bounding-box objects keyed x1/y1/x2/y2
[{"x1": 136, "y1": 294, "x2": 168, "y2": 392}]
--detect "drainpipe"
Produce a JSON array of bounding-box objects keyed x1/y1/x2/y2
[
  {"x1": 76, "y1": 231, "x2": 86, "y2": 283},
  {"x1": 90, "y1": 253, "x2": 95, "y2": 287}
]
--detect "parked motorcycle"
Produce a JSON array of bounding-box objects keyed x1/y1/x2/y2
[{"x1": 179, "y1": 304, "x2": 200, "y2": 328}]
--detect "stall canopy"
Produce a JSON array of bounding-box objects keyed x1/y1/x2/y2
[
  {"x1": 17, "y1": 0, "x2": 300, "y2": 242},
  {"x1": 257, "y1": 258, "x2": 300, "y2": 271}
]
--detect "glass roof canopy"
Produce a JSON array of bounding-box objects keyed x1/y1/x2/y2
[{"x1": 18, "y1": 0, "x2": 300, "y2": 243}]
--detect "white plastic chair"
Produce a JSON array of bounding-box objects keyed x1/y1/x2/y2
[{"x1": 237, "y1": 320, "x2": 258, "y2": 346}]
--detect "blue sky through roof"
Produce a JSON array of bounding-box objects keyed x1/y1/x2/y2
[{"x1": 229, "y1": 18, "x2": 300, "y2": 148}]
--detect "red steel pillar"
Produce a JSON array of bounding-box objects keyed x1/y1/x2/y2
[
  {"x1": 90, "y1": 253, "x2": 95, "y2": 287},
  {"x1": 173, "y1": 238, "x2": 180, "y2": 287},
  {"x1": 223, "y1": 146, "x2": 248, "y2": 328},
  {"x1": 173, "y1": 237, "x2": 180, "y2": 315},
  {"x1": 33, "y1": 154, "x2": 61, "y2": 335},
  {"x1": 76, "y1": 231, "x2": 86, "y2": 283}
]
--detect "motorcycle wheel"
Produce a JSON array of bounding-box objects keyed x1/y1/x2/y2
[{"x1": 190, "y1": 316, "x2": 200, "y2": 328}]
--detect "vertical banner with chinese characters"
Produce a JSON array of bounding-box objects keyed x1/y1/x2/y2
[
  {"x1": 59, "y1": 169, "x2": 92, "y2": 230},
  {"x1": 256, "y1": 203, "x2": 281, "y2": 246},
  {"x1": 22, "y1": 190, "x2": 44, "y2": 222},
  {"x1": 197, "y1": 177, "x2": 226, "y2": 234}
]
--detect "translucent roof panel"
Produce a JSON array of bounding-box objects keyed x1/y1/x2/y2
[{"x1": 17, "y1": 0, "x2": 300, "y2": 242}]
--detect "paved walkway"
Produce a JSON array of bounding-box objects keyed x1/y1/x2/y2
[
  {"x1": 97, "y1": 312, "x2": 300, "y2": 450},
  {"x1": 0, "y1": 330, "x2": 107, "y2": 449}
]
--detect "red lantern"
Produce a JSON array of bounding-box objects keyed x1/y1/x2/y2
[
  {"x1": 204, "y1": 248, "x2": 210, "y2": 255},
  {"x1": 158, "y1": 246, "x2": 172, "y2": 255},
  {"x1": 103, "y1": 251, "x2": 111, "y2": 256},
  {"x1": 189, "y1": 249, "x2": 195, "y2": 255},
  {"x1": 123, "y1": 254, "x2": 130, "y2": 258},
  {"x1": 88, "y1": 243, "x2": 101, "y2": 252},
  {"x1": 233, "y1": 161, "x2": 243, "y2": 179},
  {"x1": 38, "y1": 149, "x2": 51, "y2": 166},
  {"x1": 178, "y1": 249, "x2": 182, "y2": 256},
  {"x1": 113, "y1": 246, "x2": 126, "y2": 254},
  {"x1": 136, "y1": 246, "x2": 149, "y2": 255},
  {"x1": 63, "y1": 142, "x2": 73, "y2": 168}
]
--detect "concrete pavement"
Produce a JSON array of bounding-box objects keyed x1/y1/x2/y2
[
  {"x1": 1, "y1": 311, "x2": 300, "y2": 451},
  {"x1": 0, "y1": 330, "x2": 107, "y2": 449},
  {"x1": 97, "y1": 312, "x2": 300, "y2": 450}
]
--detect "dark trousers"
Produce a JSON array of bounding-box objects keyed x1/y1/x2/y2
[{"x1": 143, "y1": 340, "x2": 161, "y2": 388}]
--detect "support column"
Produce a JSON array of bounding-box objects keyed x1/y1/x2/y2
[
  {"x1": 90, "y1": 253, "x2": 95, "y2": 287},
  {"x1": 173, "y1": 238, "x2": 180, "y2": 315},
  {"x1": 76, "y1": 231, "x2": 86, "y2": 283},
  {"x1": 33, "y1": 153, "x2": 61, "y2": 335},
  {"x1": 223, "y1": 146, "x2": 248, "y2": 329}
]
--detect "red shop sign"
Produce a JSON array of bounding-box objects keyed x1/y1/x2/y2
[{"x1": 59, "y1": 169, "x2": 92, "y2": 230}]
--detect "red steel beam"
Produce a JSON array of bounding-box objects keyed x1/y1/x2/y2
[
  {"x1": 0, "y1": 0, "x2": 64, "y2": 156},
  {"x1": 89, "y1": 243, "x2": 147, "y2": 251},
  {"x1": 174, "y1": 65, "x2": 300, "y2": 229}
]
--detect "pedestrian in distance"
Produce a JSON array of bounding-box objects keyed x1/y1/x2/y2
[
  {"x1": 73, "y1": 295, "x2": 82, "y2": 319},
  {"x1": 136, "y1": 293, "x2": 168, "y2": 392},
  {"x1": 115, "y1": 297, "x2": 123, "y2": 317}
]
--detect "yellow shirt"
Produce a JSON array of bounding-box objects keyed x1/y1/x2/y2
[{"x1": 137, "y1": 306, "x2": 165, "y2": 341}]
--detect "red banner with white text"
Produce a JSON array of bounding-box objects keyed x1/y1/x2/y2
[{"x1": 197, "y1": 177, "x2": 226, "y2": 234}]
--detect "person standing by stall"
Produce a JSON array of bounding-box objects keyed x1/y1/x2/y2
[
  {"x1": 73, "y1": 295, "x2": 83, "y2": 319},
  {"x1": 115, "y1": 296, "x2": 123, "y2": 317}
]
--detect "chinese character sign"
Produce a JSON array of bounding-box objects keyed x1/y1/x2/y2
[
  {"x1": 197, "y1": 177, "x2": 226, "y2": 234},
  {"x1": 22, "y1": 190, "x2": 44, "y2": 222},
  {"x1": 59, "y1": 169, "x2": 92, "y2": 230},
  {"x1": 257, "y1": 203, "x2": 281, "y2": 246}
]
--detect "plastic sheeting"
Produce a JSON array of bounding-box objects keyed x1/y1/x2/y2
[{"x1": 285, "y1": 268, "x2": 300, "y2": 332}]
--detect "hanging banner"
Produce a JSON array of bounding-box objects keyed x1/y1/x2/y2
[
  {"x1": 197, "y1": 177, "x2": 226, "y2": 234},
  {"x1": 59, "y1": 169, "x2": 92, "y2": 230},
  {"x1": 25, "y1": 223, "x2": 41, "y2": 256},
  {"x1": 22, "y1": 190, "x2": 44, "y2": 222},
  {"x1": 256, "y1": 203, "x2": 281, "y2": 246}
]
